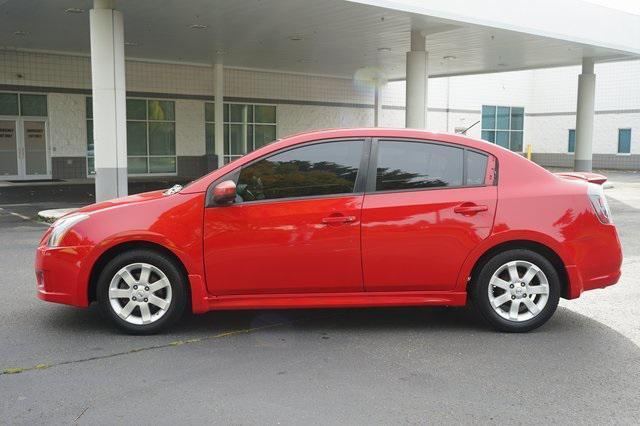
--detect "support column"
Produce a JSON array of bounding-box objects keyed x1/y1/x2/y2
[
  {"x1": 374, "y1": 84, "x2": 384, "y2": 127},
  {"x1": 405, "y1": 31, "x2": 428, "y2": 129},
  {"x1": 90, "y1": 0, "x2": 127, "y2": 201},
  {"x1": 214, "y1": 62, "x2": 224, "y2": 168},
  {"x1": 574, "y1": 58, "x2": 596, "y2": 172}
]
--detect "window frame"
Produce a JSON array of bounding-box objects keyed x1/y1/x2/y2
[
  {"x1": 617, "y1": 128, "x2": 632, "y2": 155},
  {"x1": 365, "y1": 138, "x2": 497, "y2": 195},
  {"x1": 204, "y1": 101, "x2": 277, "y2": 164},
  {"x1": 480, "y1": 105, "x2": 525, "y2": 152},
  {"x1": 205, "y1": 137, "x2": 371, "y2": 207},
  {"x1": 568, "y1": 129, "x2": 576, "y2": 154},
  {"x1": 86, "y1": 96, "x2": 178, "y2": 176}
]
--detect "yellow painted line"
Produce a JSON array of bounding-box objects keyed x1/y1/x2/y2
[{"x1": 0, "y1": 316, "x2": 321, "y2": 376}]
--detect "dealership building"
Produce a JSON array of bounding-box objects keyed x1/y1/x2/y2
[{"x1": 1, "y1": 0, "x2": 639, "y2": 200}]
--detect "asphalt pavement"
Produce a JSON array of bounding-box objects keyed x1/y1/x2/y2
[{"x1": 1, "y1": 173, "x2": 639, "y2": 424}]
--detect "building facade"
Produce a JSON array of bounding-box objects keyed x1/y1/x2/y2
[{"x1": 1, "y1": 49, "x2": 639, "y2": 181}]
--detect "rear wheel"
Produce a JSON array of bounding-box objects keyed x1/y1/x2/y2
[
  {"x1": 97, "y1": 249, "x2": 187, "y2": 334},
  {"x1": 472, "y1": 249, "x2": 560, "y2": 332}
]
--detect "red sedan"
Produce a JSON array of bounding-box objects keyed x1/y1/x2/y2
[{"x1": 35, "y1": 129, "x2": 622, "y2": 334}]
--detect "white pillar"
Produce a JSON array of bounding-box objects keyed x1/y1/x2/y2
[
  {"x1": 90, "y1": 0, "x2": 127, "y2": 201},
  {"x1": 574, "y1": 57, "x2": 596, "y2": 172},
  {"x1": 214, "y1": 62, "x2": 224, "y2": 168},
  {"x1": 405, "y1": 31, "x2": 428, "y2": 129},
  {"x1": 374, "y1": 84, "x2": 384, "y2": 127}
]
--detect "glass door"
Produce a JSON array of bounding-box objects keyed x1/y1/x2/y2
[
  {"x1": 0, "y1": 120, "x2": 19, "y2": 178},
  {"x1": 22, "y1": 120, "x2": 49, "y2": 177}
]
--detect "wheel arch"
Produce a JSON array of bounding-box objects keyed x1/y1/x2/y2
[
  {"x1": 465, "y1": 239, "x2": 570, "y2": 299},
  {"x1": 87, "y1": 240, "x2": 191, "y2": 308}
]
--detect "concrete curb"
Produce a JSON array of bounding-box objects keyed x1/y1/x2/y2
[
  {"x1": 37, "y1": 208, "x2": 78, "y2": 224},
  {"x1": 603, "y1": 182, "x2": 614, "y2": 189}
]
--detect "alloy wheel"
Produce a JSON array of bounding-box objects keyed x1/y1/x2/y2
[
  {"x1": 487, "y1": 260, "x2": 550, "y2": 322},
  {"x1": 108, "y1": 262, "x2": 172, "y2": 325}
]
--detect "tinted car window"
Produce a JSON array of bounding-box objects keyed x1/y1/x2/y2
[
  {"x1": 376, "y1": 141, "x2": 463, "y2": 191},
  {"x1": 236, "y1": 140, "x2": 363, "y2": 202},
  {"x1": 465, "y1": 150, "x2": 488, "y2": 186}
]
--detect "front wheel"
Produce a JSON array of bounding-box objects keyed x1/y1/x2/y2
[
  {"x1": 97, "y1": 249, "x2": 187, "y2": 334},
  {"x1": 471, "y1": 249, "x2": 560, "y2": 332}
]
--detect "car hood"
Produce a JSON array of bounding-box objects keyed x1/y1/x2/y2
[{"x1": 76, "y1": 190, "x2": 168, "y2": 215}]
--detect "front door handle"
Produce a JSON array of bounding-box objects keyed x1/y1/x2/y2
[
  {"x1": 321, "y1": 215, "x2": 356, "y2": 224},
  {"x1": 454, "y1": 203, "x2": 488, "y2": 215}
]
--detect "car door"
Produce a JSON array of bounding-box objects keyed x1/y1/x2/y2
[
  {"x1": 203, "y1": 138, "x2": 368, "y2": 295},
  {"x1": 361, "y1": 139, "x2": 497, "y2": 292}
]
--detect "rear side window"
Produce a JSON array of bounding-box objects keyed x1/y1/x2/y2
[
  {"x1": 236, "y1": 140, "x2": 363, "y2": 202},
  {"x1": 375, "y1": 141, "x2": 463, "y2": 191},
  {"x1": 465, "y1": 150, "x2": 488, "y2": 186}
]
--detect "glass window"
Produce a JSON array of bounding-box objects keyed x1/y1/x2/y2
[
  {"x1": 20, "y1": 94, "x2": 47, "y2": 116},
  {"x1": 87, "y1": 97, "x2": 176, "y2": 175},
  {"x1": 466, "y1": 151, "x2": 488, "y2": 186},
  {"x1": 149, "y1": 122, "x2": 175, "y2": 155},
  {"x1": 255, "y1": 125, "x2": 276, "y2": 149},
  {"x1": 235, "y1": 140, "x2": 363, "y2": 202},
  {"x1": 205, "y1": 102, "x2": 277, "y2": 163},
  {"x1": 510, "y1": 131, "x2": 523, "y2": 152},
  {"x1": 496, "y1": 107, "x2": 510, "y2": 130},
  {"x1": 126, "y1": 99, "x2": 147, "y2": 120},
  {"x1": 376, "y1": 141, "x2": 463, "y2": 191},
  {"x1": 0, "y1": 93, "x2": 19, "y2": 116},
  {"x1": 205, "y1": 123, "x2": 215, "y2": 154},
  {"x1": 148, "y1": 100, "x2": 174, "y2": 121},
  {"x1": 205, "y1": 103, "x2": 215, "y2": 122},
  {"x1": 511, "y1": 107, "x2": 524, "y2": 131},
  {"x1": 127, "y1": 122, "x2": 147, "y2": 155},
  {"x1": 481, "y1": 105, "x2": 496, "y2": 130},
  {"x1": 128, "y1": 157, "x2": 148, "y2": 174},
  {"x1": 618, "y1": 129, "x2": 631, "y2": 154},
  {"x1": 568, "y1": 129, "x2": 576, "y2": 153},
  {"x1": 86, "y1": 97, "x2": 93, "y2": 119},
  {"x1": 481, "y1": 105, "x2": 524, "y2": 152},
  {"x1": 149, "y1": 157, "x2": 176, "y2": 173},
  {"x1": 255, "y1": 105, "x2": 276, "y2": 123}
]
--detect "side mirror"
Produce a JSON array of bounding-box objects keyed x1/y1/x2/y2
[{"x1": 213, "y1": 180, "x2": 237, "y2": 205}]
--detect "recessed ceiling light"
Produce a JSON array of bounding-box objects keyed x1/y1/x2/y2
[
  {"x1": 64, "y1": 7, "x2": 85, "y2": 13},
  {"x1": 443, "y1": 55, "x2": 456, "y2": 60},
  {"x1": 13, "y1": 30, "x2": 28, "y2": 36},
  {"x1": 189, "y1": 24, "x2": 208, "y2": 30},
  {"x1": 377, "y1": 47, "x2": 391, "y2": 52},
  {"x1": 288, "y1": 35, "x2": 304, "y2": 41}
]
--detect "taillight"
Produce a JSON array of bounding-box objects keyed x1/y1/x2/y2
[{"x1": 588, "y1": 183, "x2": 613, "y2": 224}]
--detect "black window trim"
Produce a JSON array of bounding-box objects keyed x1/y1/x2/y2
[
  {"x1": 366, "y1": 137, "x2": 497, "y2": 195},
  {"x1": 206, "y1": 137, "x2": 372, "y2": 207}
]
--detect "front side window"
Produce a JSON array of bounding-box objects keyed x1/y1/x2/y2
[
  {"x1": 375, "y1": 141, "x2": 464, "y2": 191},
  {"x1": 235, "y1": 140, "x2": 363, "y2": 202},
  {"x1": 481, "y1": 105, "x2": 524, "y2": 152}
]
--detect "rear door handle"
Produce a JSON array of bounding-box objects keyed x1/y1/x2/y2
[
  {"x1": 321, "y1": 215, "x2": 356, "y2": 224},
  {"x1": 454, "y1": 203, "x2": 488, "y2": 215}
]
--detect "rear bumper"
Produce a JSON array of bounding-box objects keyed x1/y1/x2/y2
[
  {"x1": 35, "y1": 245, "x2": 92, "y2": 307},
  {"x1": 565, "y1": 225, "x2": 623, "y2": 299}
]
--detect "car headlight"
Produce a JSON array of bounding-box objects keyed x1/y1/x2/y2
[{"x1": 48, "y1": 214, "x2": 89, "y2": 247}]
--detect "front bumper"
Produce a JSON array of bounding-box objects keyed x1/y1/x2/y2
[{"x1": 35, "y1": 244, "x2": 93, "y2": 307}]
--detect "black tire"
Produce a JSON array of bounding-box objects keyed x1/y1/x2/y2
[
  {"x1": 97, "y1": 249, "x2": 187, "y2": 334},
  {"x1": 471, "y1": 249, "x2": 560, "y2": 332}
]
